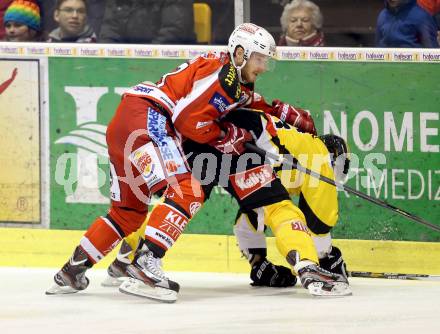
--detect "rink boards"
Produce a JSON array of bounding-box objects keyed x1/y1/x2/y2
[
  {"x1": 0, "y1": 43, "x2": 439, "y2": 273},
  {"x1": 1, "y1": 227, "x2": 440, "y2": 274}
]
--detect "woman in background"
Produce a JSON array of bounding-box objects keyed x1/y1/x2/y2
[{"x1": 278, "y1": 0, "x2": 324, "y2": 46}]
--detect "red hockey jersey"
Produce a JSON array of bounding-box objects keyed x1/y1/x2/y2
[{"x1": 123, "y1": 52, "x2": 273, "y2": 144}]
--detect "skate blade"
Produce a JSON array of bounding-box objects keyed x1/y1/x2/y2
[
  {"x1": 307, "y1": 282, "x2": 352, "y2": 297},
  {"x1": 119, "y1": 278, "x2": 178, "y2": 303},
  {"x1": 101, "y1": 275, "x2": 125, "y2": 287},
  {"x1": 45, "y1": 283, "x2": 79, "y2": 295}
]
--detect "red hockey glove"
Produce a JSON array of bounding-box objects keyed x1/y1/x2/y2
[
  {"x1": 271, "y1": 99, "x2": 317, "y2": 135},
  {"x1": 209, "y1": 122, "x2": 252, "y2": 155}
]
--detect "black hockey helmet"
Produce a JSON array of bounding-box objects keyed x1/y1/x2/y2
[{"x1": 319, "y1": 134, "x2": 350, "y2": 181}]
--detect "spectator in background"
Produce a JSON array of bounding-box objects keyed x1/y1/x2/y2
[
  {"x1": 99, "y1": 0, "x2": 196, "y2": 44},
  {"x1": 376, "y1": 0, "x2": 439, "y2": 48},
  {"x1": 278, "y1": 0, "x2": 324, "y2": 46},
  {"x1": 2, "y1": 0, "x2": 41, "y2": 41},
  {"x1": 417, "y1": 0, "x2": 440, "y2": 14},
  {"x1": 39, "y1": 0, "x2": 105, "y2": 37},
  {"x1": 417, "y1": 0, "x2": 440, "y2": 44},
  {"x1": 0, "y1": 0, "x2": 13, "y2": 40},
  {"x1": 46, "y1": 0, "x2": 96, "y2": 42}
]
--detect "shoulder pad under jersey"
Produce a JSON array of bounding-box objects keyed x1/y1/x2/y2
[{"x1": 218, "y1": 63, "x2": 241, "y2": 102}]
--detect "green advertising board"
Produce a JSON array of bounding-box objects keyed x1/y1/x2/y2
[{"x1": 49, "y1": 57, "x2": 439, "y2": 241}]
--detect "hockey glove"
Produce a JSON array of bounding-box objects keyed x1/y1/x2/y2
[
  {"x1": 271, "y1": 99, "x2": 317, "y2": 135},
  {"x1": 319, "y1": 246, "x2": 348, "y2": 279},
  {"x1": 209, "y1": 122, "x2": 252, "y2": 155},
  {"x1": 250, "y1": 259, "x2": 297, "y2": 287}
]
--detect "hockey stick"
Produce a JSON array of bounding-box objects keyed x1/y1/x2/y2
[
  {"x1": 244, "y1": 143, "x2": 440, "y2": 233},
  {"x1": 349, "y1": 271, "x2": 440, "y2": 281}
]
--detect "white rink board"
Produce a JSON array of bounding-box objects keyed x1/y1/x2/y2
[
  {"x1": 1, "y1": 267, "x2": 439, "y2": 334},
  {"x1": 1, "y1": 42, "x2": 440, "y2": 62}
]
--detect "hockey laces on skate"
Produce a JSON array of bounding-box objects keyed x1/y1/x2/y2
[{"x1": 145, "y1": 252, "x2": 168, "y2": 280}]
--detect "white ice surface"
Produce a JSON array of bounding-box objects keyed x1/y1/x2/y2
[{"x1": 1, "y1": 267, "x2": 439, "y2": 334}]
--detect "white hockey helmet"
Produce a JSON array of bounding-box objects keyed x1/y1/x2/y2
[{"x1": 228, "y1": 23, "x2": 276, "y2": 82}]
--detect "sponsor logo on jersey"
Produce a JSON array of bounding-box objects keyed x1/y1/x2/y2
[
  {"x1": 157, "y1": 223, "x2": 181, "y2": 242},
  {"x1": 165, "y1": 160, "x2": 180, "y2": 173},
  {"x1": 133, "y1": 85, "x2": 154, "y2": 94},
  {"x1": 129, "y1": 142, "x2": 168, "y2": 189},
  {"x1": 146, "y1": 225, "x2": 176, "y2": 248},
  {"x1": 291, "y1": 221, "x2": 310, "y2": 234},
  {"x1": 238, "y1": 91, "x2": 250, "y2": 105},
  {"x1": 132, "y1": 135, "x2": 187, "y2": 182},
  {"x1": 189, "y1": 201, "x2": 202, "y2": 216},
  {"x1": 154, "y1": 229, "x2": 174, "y2": 247},
  {"x1": 147, "y1": 111, "x2": 184, "y2": 169},
  {"x1": 164, "y1": 209, "x2": 188, "y2": 231},
  {"x1": 230, "y1": 164, "x2": 275, "y2": 199},
  {"x1": 224, "y1": 64, "x2": 236, "y2": 87},
  {"x1": 159, "y1": 140, "x2": 175, "y2": 161},
  {"x1": 219, "y1": 63, "x2": 241, "y2": 101},
  {"x1": 209, "y1": 92, "x2": 230, "y2": 113},
  {"x1": 147, "y1": 108, "x2": 167, "y2": 143},
  {"x1": 132, "y1": 150, "x2": 154, "y2": 176},
  {"x1": 156, "y1": 137, "x2": 188, "y2": 178},
  {"x1": 159, "y1": 96, "x2": 174, "y2": 110}
]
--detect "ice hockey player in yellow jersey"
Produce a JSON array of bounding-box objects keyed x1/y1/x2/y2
[{"x1": 104, "y1": 108, "x2": 351, "y2": 298}]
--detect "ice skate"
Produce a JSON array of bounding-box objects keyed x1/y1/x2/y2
[
  {"x1": 295, "y1": 260, "x2": 352, "y2": 297},
  {"x1": 101, "y1": 258, "x2": 129, "y2": 287},
  {"x1": 46, "y1": 246, "x2": 91, "y2": 295},
  {"x1": 101, "y1": 240, "x2": 133, "y2": 287},
  {"x1": 319, "y1": 246, "x2": 348, "y2": 279},
  {"x1": 119, "y1": 249, "x2": 180, "y2": 303}
]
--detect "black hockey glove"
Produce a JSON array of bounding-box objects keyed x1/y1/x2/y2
[
  {"x1": 250, "y1": 259, "x2": 297, "y2": 287},
  {"x1": 319, "y1": 246, "x2": 348, "y2": 279}
]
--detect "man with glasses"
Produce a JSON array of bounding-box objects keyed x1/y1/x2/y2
[{"x1": 46, "y1": 0, "x2": 96, "y2": 42}]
